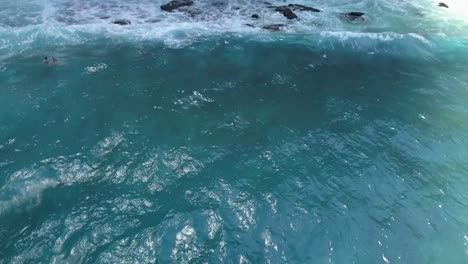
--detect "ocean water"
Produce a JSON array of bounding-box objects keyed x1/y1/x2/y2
[{"x1": 1, "y1": 0, "x2": 468, "y2": 263}]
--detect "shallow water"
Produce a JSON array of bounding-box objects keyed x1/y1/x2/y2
[{"x1": 1, "y1": 1, "x2": 468, "y2": 263}]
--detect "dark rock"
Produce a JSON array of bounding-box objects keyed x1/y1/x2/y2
[
  {"x1": 245, "y1": 23, "x2": 256, "y2": 28},
  {"x1": 288, "y1": 4, "x2": 320, "y2": 12},
  {"x1": 113, "y1": 19, "x2": 131, "y2": 25},
  {"x1": 161, "y1": 0, "x2": 194, "y2": 12},
  {"x1": 438, "y1": 2, "x2": 449, "y2": 8},
  {"x1": 341, "y1": 12, "x2": 367, "y2": 22},
  {"x1": 275, "y1": 6, "x2": 298, "y2": 19},
  {"x1": 263, "y1": 24, "x2": 285, "y2": 31},
  {"x1": 251, "y1": 14, "x2": 260, "y2": 19},
  {"x1": 262, "y1": 1, "x2": 272, "y2": 5},
  {"x1": 348, "y1": 12, "x2": 365, "y2": 17}
]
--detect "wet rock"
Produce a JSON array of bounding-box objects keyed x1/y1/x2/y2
[
  {"x1": 245, "y1": 23, "x2": 256, "y2": 28},
  {"x1": 263, "y1": 24, "x2": 285, "y2": 31},
  {"x1": 268, "y1": 4, "x2": 319, "y2": 19},
  {"x1": 341, "y1": 12, "x2": 366, "y2": 22},
  {"x1": 345, "y1": 12, "x2": 365, "y2": 19},
  {"x1": 287, "y1": 4, "x2": 320, "y2": 12},
  {"x1": 161, "y1": 0, "x2": 194, "y2": 12},
  {"x1": 113, "y1": 19, "x2": 131, "y2": 25},
  {"x1": 347, "y1": 12, "x2": 365, "y2": 17},
  {"x1": 438, "y1": 2, "x2": 449, "y2": 8},
  {"x1": 275, "y1": 6, "x2": 298, "y2": 19},
  {"x1": 251, "y1": 14, "x2": 259, "y2": 19}
]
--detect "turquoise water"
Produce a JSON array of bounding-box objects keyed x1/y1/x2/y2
[{"x1": 1, "y1": 1, "x2": 468, "y2": 263}]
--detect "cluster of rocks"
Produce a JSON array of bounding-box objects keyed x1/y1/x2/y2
[
  {"x1": 153, "y1": 0, "x2": 364, "y2": 31},
  {"x1": 112, "y1": 1, "x2": 450, "y2": 29}
]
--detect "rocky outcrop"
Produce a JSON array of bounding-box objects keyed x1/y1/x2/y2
[
  {"x1": 113, "y1": 19, "x2": 131, "y2": 25},
  {"x1": 341, "y1": 12, "x2": 366, "y2": 22},
  {"x1": 274, "y1": 6, "x2": 298, "y2": 19},
  {"x1": 287, "y1": 4, "x2": 320, "y2": 12},
  {"x1": 263, "y1": 24, "x2": 285, "y2": 31},
  {"x1": 438, "y1": 2, "x2": 449, "y2": 8},
  {"x1": 251, "y1": 14, "x2": 260, "y2": 19},
  {"x1": 267, "y1": 3, "x2": 320, "y2": 19},
  {"x1": 161, "y1": 0, "x2": 194, "y2": 12}
]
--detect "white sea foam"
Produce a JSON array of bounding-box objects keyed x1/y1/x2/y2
[
  {"x1": 172, "y1": 225, "x2": 199, "y2": 263},
  {"x1": 92, "y1": 132, "x2": 125, "y2": 157},
  {"x1": 84, "y1": 62, "x2": 107, "y2": 74},
  {"x1": 206, "y1": 211, "x2": 222, "y2": 239},
  {"x1": 0, "y1": 174, "x2": 59, "y2": 215}
]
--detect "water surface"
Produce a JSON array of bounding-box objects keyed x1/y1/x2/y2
[{"x1": 1, "y1": 1, "x2": 468, "y2": 263}]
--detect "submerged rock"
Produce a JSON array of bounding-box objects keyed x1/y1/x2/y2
[
  {"x1": 341, "y1": 12, "x2": 366, "y2": 23},
  {"x1": 274, "y1": 6, "x2": 298, "y2": 19},
  {"x1": 251, "y1": 14, "x2": 260, "y2": 19},
  {"x1": 160, "y1": 0, "x2": 194, "y2": 12},
  {"x1": 146, "y1": 18, "x2": 162, "y2": 23},
  {"x1": 113, "y1": 19, "x2": 131, "y2": 25},
  {"x1": 438, "y1": 2, "x2": 449, "y2": 8},
  {"x1": 287, "y1": 4, "x2": 320, "y2": 12},
  {"x1": 245, "y1": 23, "x2": 256, "y2": 28},
  {"x1": 263, "y1": 24, "x2": 285, "y2": 31}
]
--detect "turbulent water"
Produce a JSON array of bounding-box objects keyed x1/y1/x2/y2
[{"x1": 1, "y1": 0, "x2": 468, "y2": 263}]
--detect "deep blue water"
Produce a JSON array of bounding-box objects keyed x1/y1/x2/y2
[{"x1": 1, "y1": 1, "x2": 468, "y2": 263}]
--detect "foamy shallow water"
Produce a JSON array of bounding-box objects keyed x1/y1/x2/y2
[
  {"x1": 0, "y1": 0, "x2": 468, "y2": 58},
  {"x1": 1, "y1": 1, "x2": 468, "y2": 263}
]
